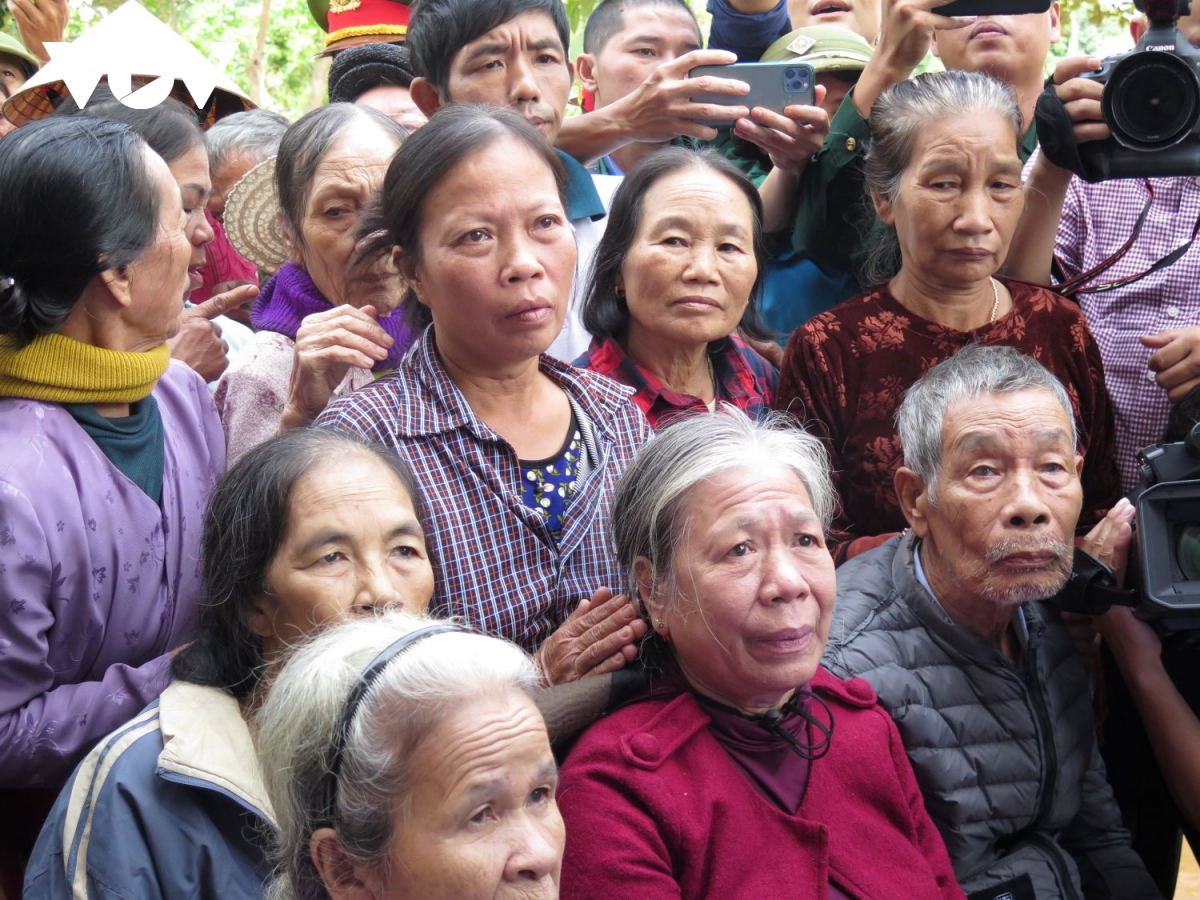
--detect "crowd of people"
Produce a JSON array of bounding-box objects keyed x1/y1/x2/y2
[{"x1": 2, "y1": 0, "x2": 1200, "y2": 897}]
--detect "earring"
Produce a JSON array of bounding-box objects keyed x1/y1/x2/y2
[
  {"x1": 654, "y1": 618, "x2": 664, "y2": 629},
  {"x1": 614, "y1": 285, "x2": 625, "y2": 299}
]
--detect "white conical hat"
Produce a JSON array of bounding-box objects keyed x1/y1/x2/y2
[{"x1": 2, "y1": 0, "x2": 253, "y2": 128}]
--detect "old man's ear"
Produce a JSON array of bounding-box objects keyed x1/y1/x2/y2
[{"x1": 894, "y1": 467, "x2": 931, "y2": 538}]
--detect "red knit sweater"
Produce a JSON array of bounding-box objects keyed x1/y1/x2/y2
[{"x1": 557, "y1": 668, "x2": 964, "y2": 900}]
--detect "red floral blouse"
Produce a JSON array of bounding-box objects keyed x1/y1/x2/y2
[{"x1": 776, "y1": 278, "x2": 1121, "y2": 546}]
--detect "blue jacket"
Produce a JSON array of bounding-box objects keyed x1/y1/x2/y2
[
  {"x1": 24, "y1": 681, "x2": 275, "y2": 899},
  {"x1": 706, "y1": 0, "x2": 789, "y2": 60}
]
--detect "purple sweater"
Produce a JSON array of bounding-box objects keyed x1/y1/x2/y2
[{"x1": 0, "y1": 362, "x2": 225, "y2": 788}]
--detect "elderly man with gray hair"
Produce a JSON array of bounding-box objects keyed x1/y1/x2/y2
[
  {"x1": 825, "y1": 344, "x2": 1160, "y2": 900},
  {"x1": 194, "y1": 109, "x2": 290, "y2": 313}
]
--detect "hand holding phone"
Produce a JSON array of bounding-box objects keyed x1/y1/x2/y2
[
  {"x1": 734, "y1": 85, "x2": 831, "y2": 176},
  {"x1": 689, "y1": 61, "x2": 817, "y2": 128},
  {"x1": 607, "y1": 48, "x2": 751, "y2": 143}
]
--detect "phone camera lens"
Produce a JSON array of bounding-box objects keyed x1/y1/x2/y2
[{"x1": 785, "y1": 68, "x2": 797, "y2": 79}]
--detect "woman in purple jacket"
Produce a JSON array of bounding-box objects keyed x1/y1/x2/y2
[{"x1": 0, "y1": 117, "x2": 225, "y2": 842}]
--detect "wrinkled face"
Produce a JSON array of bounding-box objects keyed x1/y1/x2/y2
[
  {"x1": 876, "y1": 111, "x2": 1023, "y2": 291},
  {"x1": 253, "y1": 452, "x2": 434, "y2": 662},
  {"x1": 788, "y1": 0, "x2": 880, "y2": 42},
  {"x1": 291, "y1": 119, "x2": 403, "y2": 311},
  {"x1": 406, "y1": 136, "x2": 575, "y2": 369},
  {"x1": 209, "y1": 148, "x2": 262, "y2": 222},
  {"x1": 913, "y1": 389, "x2": 1083, "y2": 609},
  {"x1": 382, "y1": 691, "x2": 565, "y2": 900},
  {"x1": 444, "y1": 11, "x2": 572, "y2": 142},
  {"x1": 932, "y1": 7, "x2": 1061, "y2": 87},
  {"x1": 619, "y1": 166, "x2": 758, "y2": 353},
  {"x1": 166, "y1": 143, "x2": 216, "y2": 300},
  {"x1": 122, "y1": 148, "x2": 193, "y2": 349},
  {"x1": 639, "y1": 465, "x2": 837, "y2": 714},
  {"x1": 356, "y1": 84, "x2": 428, "y2": 133},
  {"x1": 583, "y1": 5, "x2": 701, "y2": 109}
]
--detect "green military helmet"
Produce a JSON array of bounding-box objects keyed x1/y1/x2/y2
[
  {"x1": 0, "y1": 32, "x2": 39, "y2": 77},
  {"x1": 761, "y1": 24, "x2": 873, "y2": 73}
]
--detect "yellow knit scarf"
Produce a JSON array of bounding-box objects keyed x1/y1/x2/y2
[{"x1": 0, "y1": 334, "x2": 171, "y2": 404}]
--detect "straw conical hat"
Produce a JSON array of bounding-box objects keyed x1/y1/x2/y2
[{"x1": 224, "y1": 155, "x2": 289, "y2": 276}]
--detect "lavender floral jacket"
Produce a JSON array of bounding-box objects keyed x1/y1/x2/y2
[{"x1": 0, "y1": 362, "x2": 225, "y2": 788}]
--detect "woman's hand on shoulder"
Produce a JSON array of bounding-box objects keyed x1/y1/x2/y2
[
  {"x1": 536, "y1": 588, "x2": 648, "y2": 686},
  {"x1": 279, "y1": 304, "x2": 394, "y2": 431}
]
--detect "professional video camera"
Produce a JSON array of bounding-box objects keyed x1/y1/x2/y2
[
  {"x1": 1059, "y1": 423, "x2": 1200, "y2": 630},
  {"x1": 1036, "y1": 0, "x2": 1200, "y2": 182}
]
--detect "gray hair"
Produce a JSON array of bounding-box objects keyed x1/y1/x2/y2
[
  {"x1": 860, "y1": 70, "x2": 1022, "y2": 286},
  {"x1": 275, "y1": 102, "x2": 406, "y2": 246},
  {"x1": 206, "y1": 109, "x2": 290, "y2": 171},
  {"x1": 610, "y1": 409, "x2": 835, "y2": 600},
  {"x1": 896, "y1": 344, "x2": 1078, "y2": 498},
  {"x1": 258, "y1": 611, "x2": 539, "y2": 900}
]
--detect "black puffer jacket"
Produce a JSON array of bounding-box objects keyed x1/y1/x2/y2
[{"x1": 824, "y1": 533, "x2": 1160, "y2": 900}]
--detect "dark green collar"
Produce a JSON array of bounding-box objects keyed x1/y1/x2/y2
[
  {"x1": 1021, "y1": 120, "x2": 1039, "y2": 163},
  {"x1": 65, "y1": 397, "x2": 164, "y2": 504}
]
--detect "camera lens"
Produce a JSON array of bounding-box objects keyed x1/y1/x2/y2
[
  {"x1": 1105, "y1": 53, "x2": 1200, "y2": 150},
  {"x1": 1178, "y1": 526, "x2": 1200, "y2": 580},
  {"x1": 786, "y1": 68, "x2": 797, "y2": 79}
]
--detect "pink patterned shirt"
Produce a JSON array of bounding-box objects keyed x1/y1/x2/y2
[{"x1": 213, "y1": 331, "x2": 375, "y2": 465}]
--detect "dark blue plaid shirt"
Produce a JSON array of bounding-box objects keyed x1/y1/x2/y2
[{"x1": 316, "y1": 327, "x2": 651, "y2": 650}]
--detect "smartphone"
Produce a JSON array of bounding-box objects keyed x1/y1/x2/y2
[
  {"x1": 689, "y1": 61, "x2": 816, "y2": 128},
  {"x1": 936, "y1": 0, "x2": 1052, "y2": 15}
]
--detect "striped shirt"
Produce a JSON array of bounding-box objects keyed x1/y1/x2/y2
[
  {"x1": 1051, "y1": 168, "x2": 1200, "y2": 491},
  {"x1": 317, "y1": 327, "x2": 652, "y2": 650}
]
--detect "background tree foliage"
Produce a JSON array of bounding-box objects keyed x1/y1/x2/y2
[{"x1": 0, "y1": 0, "x2": 1143, "y2": 117}]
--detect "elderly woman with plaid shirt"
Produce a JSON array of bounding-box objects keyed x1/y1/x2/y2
[{"x1": 317, "y1": 106, "x2": 652, "y2": 686}]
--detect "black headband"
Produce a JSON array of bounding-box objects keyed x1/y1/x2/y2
[{"x1": 319, "y1": 623, "x2": 471, "y2": 826}]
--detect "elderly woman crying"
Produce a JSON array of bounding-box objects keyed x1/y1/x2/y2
[{"x1": 556, "y1": 411, "x2": 963, "y2": 899}]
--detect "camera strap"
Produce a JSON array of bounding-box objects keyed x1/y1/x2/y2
[{"x1": 1055, "y1": 180, "x2": 1200, "y2": 299}]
